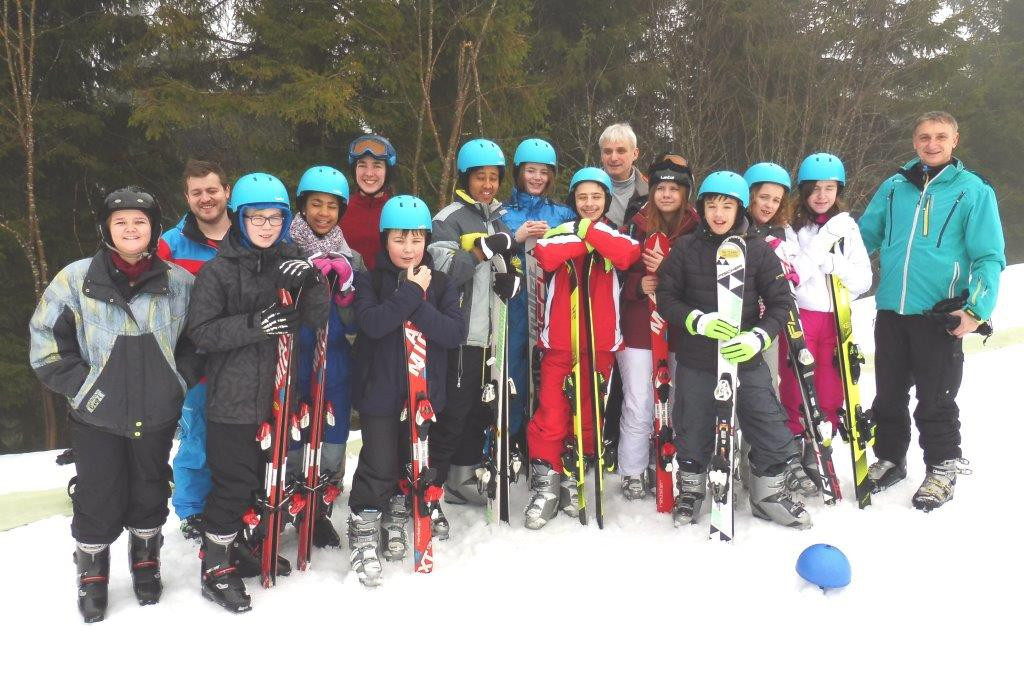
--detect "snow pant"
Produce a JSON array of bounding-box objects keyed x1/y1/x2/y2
[
  {"x1": 871, "y1": 310, "x2": 964, "y2": 465},
  {"x1": 508, "y1": 282, "x2": 529, "y2": 438},
  {"x1": 171, "y1": 383, "x2": 212, "y2": 520},
  {"x1": 673, "y1": 361, "x2": 799, "y2": 475},
  {"x1": 348, "y1": 414, "x2": 410, "y2": 513},
  {"x1": 764, "y1": 338, "x2": 780, "y2": 393},
  {"x1": 202, "y1": 421, "x2": 264, "y2": 536},
  {"x1": 614, "y1": 346, "x2": 677, "y2": 476},
  {"x1": 285, "y1": 443, "x2": 346, "y2": 486},
  {"x1": 68, "y1": 418, "x2": 175, "y2": 545},
  {"x1": 431, "y1": 345, "x2": 489, "y2": 484},
  {"x1": 526, "y1": 348, "x2": 614, "y2": 473},
  {"x1": 778, "y1": 309, "x2": 843, "y2": 436}
]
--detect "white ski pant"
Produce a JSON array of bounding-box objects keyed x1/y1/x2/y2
[{"x1": 614, "y1": 347, "x2": 676, "y2": 476}]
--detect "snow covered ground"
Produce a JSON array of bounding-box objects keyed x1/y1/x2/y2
[{"x1": 2, "y1": 266, "x2": 1022, "y2": 688}]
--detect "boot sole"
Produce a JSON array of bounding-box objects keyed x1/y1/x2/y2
[
  {"x1": 201, "y1": 587, "x2": 252, "y2": 613},
  {"x1": 750, "y1": 506, "x2": 812, "y2": 530}
]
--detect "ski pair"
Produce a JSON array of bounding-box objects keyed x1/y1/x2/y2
[
  {"x1": 562, "y1": 250, "x2": 613, "y2": 528},
  {"x1": 644, "y1": 232, "x2": 676, "y2": 513}
]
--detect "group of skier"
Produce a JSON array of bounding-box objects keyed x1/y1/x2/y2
[{"x1": 29, "y1": 110, "x2": 1006, "y2": 622}]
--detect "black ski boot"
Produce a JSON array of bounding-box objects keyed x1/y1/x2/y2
[
  {"x1": 312, "y1": 496, "x2": 342, "y2": 549},
  {"x1": 74, "y1": 544, "x2": 110, "y2": 623},
  {"x1": 865, "y1": 456, "x2": 907, "y2": 494},
  {"x1": 201, "y1": 533, "x2": 252, "y2": 613},
  {"x1": 128, "y1": 528, "x2": 163, "y2": 606},
  {"x1": 231, "y1": 533, "x2": 292, "y2": 578},
  {"x1": 179, "y1": 514, "x2": 204, "y2": 543}
]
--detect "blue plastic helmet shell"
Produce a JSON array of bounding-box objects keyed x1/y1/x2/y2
[
  {"x1": 456, "y1": 138, "x2": 506, "y2": 173},
  {"x1": 296, "y1": 166, "x2": 350, "y2": 203},
  {"x1": 229, "y1": 172, "x2": 290, "y2": 212},
  {"x1": 743, "y1": 162, "x2": 792, "y2": 192},
  {"x1": 796, "y1": 544, "x2": 851, "y2": 590},
  {"x1": 379, "y1": 195, "x2": 433, "y2": 233},
  {"x1": 568, "y1": 166, "x2": 613, "y2": 196},
  {"x1": 513, "y1": 138, "x2": 557, "y2": 167},
  {"x1": 697, "y1": 171, "x2": 750, "y2": 208},
  {"x1": 796, "y1": 153, "x2": 846, "y2": 186}
]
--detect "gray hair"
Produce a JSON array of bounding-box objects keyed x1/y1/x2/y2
[
  {"x1": 914, "y1": 111, "x2": 958, "y2": 133},
  {"x1": 598, "y1": 122, "x2": 638, "y2": 150}
]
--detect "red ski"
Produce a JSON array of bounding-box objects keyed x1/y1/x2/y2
[{"x1": 645, "y1": 232, "x2": 675, "y2": 513}]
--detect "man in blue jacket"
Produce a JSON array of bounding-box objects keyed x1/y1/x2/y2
[{"x1": 858, "y1": 111, "x2": 1005, "y2": 511}]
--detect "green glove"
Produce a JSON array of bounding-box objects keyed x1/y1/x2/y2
[
  {"x1": 720, "y1": 329, "x2": 770, "y2": 364},
  {"x1": 686, "y1": 310, "x2": 740, "y2": 341}
]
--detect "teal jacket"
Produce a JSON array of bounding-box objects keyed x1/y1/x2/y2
[{"x1": 859, "y1": 157, "x2": 1005, "y2": 321}]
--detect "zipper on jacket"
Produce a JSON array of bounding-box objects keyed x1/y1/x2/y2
[
  {"x1": 886, "y1": 188, "x2": 895, "y2": 246},
  {"x1": 936, "y1": 191, "x2": 966, "y2": 248},
  {"x1": 456, "y1": 345, "x2": 464, "y2": 388},
  {"x1": 899, "y1": 166, "x2": 946, "y2": 313},
  {"x1": 922, "y1": 195, "x2": 932, "y2": 237}
]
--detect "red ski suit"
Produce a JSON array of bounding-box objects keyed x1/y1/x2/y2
[{"x1": 527, "y1": 218, "x2": 641, "y2": 471}]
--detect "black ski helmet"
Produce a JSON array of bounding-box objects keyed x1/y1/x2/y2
[{"x1": 98, "y1": 187, "x2": 162, "y2": 253}]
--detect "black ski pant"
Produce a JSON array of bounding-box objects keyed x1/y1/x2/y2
[
  {"x1": 203, "y1": 421, "x2": 264, "y2": 536},
  {"x1": 871, "y1": 310, "x2": 964, "y2": 466},
  {"x1": 430, "y1": 345, "x2": 490, "y2": 483},
  {"x1": 69, "y1": 417, "x2": 175, "y2": 545},
  {"x1": 348, "y1": 413, "x2": 411, "y2": 514},
  {"x1": 673, "y1": 360, "x2": 798, "y2": 475}
]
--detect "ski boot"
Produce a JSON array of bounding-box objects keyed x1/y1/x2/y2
[
  {"x1": 312, "y1": 493, "x2": 342, "y2": 549},
  {"x1": 912, "y1": 458, "x2": 968, "y2": 512},
  {"x1": 524, "y1": 460, "x2": 560, "y2": 530},
  {"x1": 559, "y1": 474, "x2": 580, "y2": 518},
  {"x1": 128, "y1": 527, "x2": 163, "y2": 606},
  {"x1": 347, "y1": 509, "x2": 383, "y2": 587},
  {"x1": 200, "y1": 533, "x2": 251, "y2": 613},
  {"x1": 231, "y1": 532, "x2": 292, "y2": 578},
  {"x1": 865, "y1": 456, "x2": 907, "y2": 494},
  {"x1": 74, "y1": 543, "x2": 110, "y2": 623},
  {"x1": 443, "y1": 463, "x2": 489, "y2": 507},
  {"x1": 672, "y1": 461, "x2": 707, "y2": 527},
  {"x1": 620, "y1": 473, "x2": 649, "y2": 501},
  {"x1": 382, "y1": 493, "x2": 410, "y2": 561},
  {"x1": 748, "y1": 465, "x2": 812, "y2": 529},
  {"x1": 179, "y1": 514, "x2": 203, "y2": 543},
  {"x1": 784, "y1": 438, "x2": 820, "y2": 498},
  {"x1": 428, "y1": 498, "x2": 450, "y2": 541}
]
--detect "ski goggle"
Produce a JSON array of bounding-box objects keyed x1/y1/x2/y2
[{"x1": 348, "y1": 135, "x2": 396, "y2": 166}]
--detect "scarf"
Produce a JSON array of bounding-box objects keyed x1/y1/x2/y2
[{"x1": 289, "y1": 212, "x2": 353, "y2": 258}]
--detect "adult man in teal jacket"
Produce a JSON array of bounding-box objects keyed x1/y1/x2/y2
[{"x1": 858, "y1": 111, "x2": 1005, "y2": 511}]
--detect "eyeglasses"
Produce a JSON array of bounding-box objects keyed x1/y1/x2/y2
[{"x1": 244, "y1": 215, "x2": 284, "y2": 227}]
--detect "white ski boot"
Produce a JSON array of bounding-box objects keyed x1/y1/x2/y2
[
  {"x1": 912, "y1": 458, "x2": 968, "y2": 512},
  {"x1": 672, "y1": 463, "x2": 707, "y2": 527},
  {"x1": 749, "y1": 467, "x2": 812, "y2": 529},
  {"x1": 559, "y1": 475, "x2": 580, "y2": 518},
  {"x1": 621, "y1": 473, "x2": 649, "y2": 501},
  {"x1": 381, "y1": 493, "x2": 410, "y2": 561},
  {"x1": 524, "y1": 461, "x2": 560, "y2": 530},
  {"x1": 865, "y1": 456, "x2": 907, "y2": 494},
  {"x1": 785, "y1": 438, "x2": 820, "y2": 497},
  {"x1": 347, "y1": 509, "x2": 383, "y2": 587}
]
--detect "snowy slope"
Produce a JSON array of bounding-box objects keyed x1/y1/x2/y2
[{"x1": 2, "y1": 268, "x2": 1022, "y2": 688}]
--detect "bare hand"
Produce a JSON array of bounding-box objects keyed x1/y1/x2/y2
[
  {"x1": 949, "y1": 309, "x2": 980, "y2": 338},
  {"x1": 515, "y1": 221, "x2": 548, "y2": 243},
  {"x1": 471, "y1": 246, "x2": 486, "y2": 262},
  {"x1": 641, "y1": 246, "x2": 664, "y2": 273},
  {"x1": 408, "y1": 265, "x2": 432, "y2": 291},
  {"x1": 641, "y1": 275, "x2": 659, "y2": 296}
]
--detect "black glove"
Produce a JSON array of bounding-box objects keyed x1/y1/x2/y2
[
  {"x1": 925, "y1": 289, "x2": 993, "y2": 336},
  {"x1": 250, "y1": 303, "x2": 300, "y2": 336},
  {"x1": 493, "y1": 270, "x2": 522, "y2": 302},
  {"x1": 275, "y1": 258, "x2": 318, "y2": 291},
  {"x1": 476, "y1": 233, "x2": 514, "y2": 261}
]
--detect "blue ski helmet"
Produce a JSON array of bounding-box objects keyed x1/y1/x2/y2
[
  {"x1": 456, "y1": 138, "x2": 506, "y2": 173},
  {"x1": 229, "y1": 172, "x2": 292, "y2": 244},
  {"x1": 348, "y1": 134, "x2": 397, "y2": 167},
  {"x1": 796, "y1": 153, "x2": 846, "y2": 186},
  {"x1": 567, "y1": 166, "x2": 613, "y2": 216},
  {"x1": 513, "y1": 138, "x2": 557, "y2": 167},
  {"x1": 380, "y1": 195, "x2": 432, "y2": 233},
  {"x1": 296, "y1": 165, "x2": 350, "y2": 205},
  {"x1": 796, "y1": 544, "x2": 851, "y2": 590},
  {"x1": 696, "y1": 171, "x2": 750, "y2": 208},
  {"x1": 743, "y1": 162, "x2": 792, "y2": 192}
]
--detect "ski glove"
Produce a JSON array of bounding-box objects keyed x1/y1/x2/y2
[
  {"x1": 250, "y1": 303, "x2": 301, "y2": 337},
  {"x1": 477, "y1": 233, "x2": 514, "y2": 261},
  {"x1": 720, "y1": 328, "x2": 770, "y2": 364},
  {"x1": 805, "y1": 223, "x2": 848, "y2": 267},
  {"x1": 275, "y1": 258, "x2": 319, "y2": 291},
  {"x1": 493, "y1": 270, "x2": 522, "y2": 302},
  {"x1": 685, "y1": 310, "x2": 739, "y2": 341},
  {"x1": 310, "y1": 253, "x2": 355, "y2": 306}
]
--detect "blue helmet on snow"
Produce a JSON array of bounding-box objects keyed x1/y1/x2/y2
[
  {"x1": 513, "y1": 138, "x2": 557, "y2": 167},
  {"x1": 457, "y1": 138, "x2": 506, "y2": 173},
  {"x1": 230, "y1": 172, "x2": 292, "y2": 244},
  {"x1": 348, "y1": 134, "x2": 397, "y2": 167},
  {"x1": 296, "y1": 166, "x2": 350, "y2": 204},
  {"x1": 796, "y1": 153, "x2": 846, "y2": 186},
  {"x1": 743, "y1": 162, "x2": 792, "y2": 192},
  {"x1": 796, "y1": 544, "x2": 851, "y2": 590},
  {"x1": 697, "y1": 171, "x2": 750, "y2": 208},
  {"x1": 380, "y1": 195, "x2": 432, "y2": 233}
]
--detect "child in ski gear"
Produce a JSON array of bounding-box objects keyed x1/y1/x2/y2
[
  {"x1": 348, "y1": 195, "x2": 467, "y2": 585},
  {"x1": 656, "y1": 171, "x2": 812, "y2": 530},
  {"x1": 617, "y1": 155, "x2": 698, "y2": 499},
  {"x1": 286, "y1": 165, "x2": 363, "y2": 550},
  {"x1": 503, "y1": 139, "x2": 576, "y2": 460},
  {"x1": 598, "y1": 122, "x2": 648, "y2": 226},
  {"x1": 428, "y1": 138, "x2": 522, "y2": 521},
  {"x1": 187, "y1": 172, "x2": 329, "y2": 612},
  {"x1": 159, "y1": 159, "x2": 232, "y2": 542},
  {"x1": 342, "y1": 134, "x2": 395, "y2": 270},
  {"x1": 858, "y1": 111, "x2": 1005, "y2": 510},
  {"x1": 773, "y1": 155, "x2": 872, "y2": 496},
  {"x1": 30, "y1": 187, "x2": 200, "y2": 622},
  {"x1": 524, "y1": 167, "x2": 641, "y2": 529}
]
